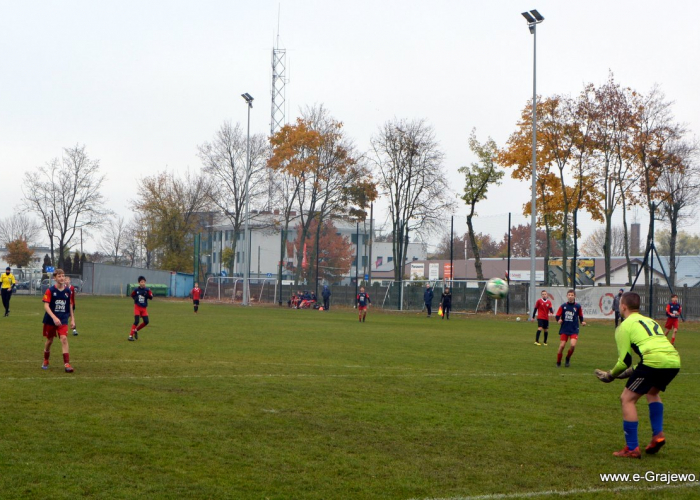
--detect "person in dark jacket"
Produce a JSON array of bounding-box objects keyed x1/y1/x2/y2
[
  {"x1": 424, "y1": 284, "x2": 434, "y2": 318},
  {"x1": 613, "y1": 289, "x2": 624, "y2": 327},
  {"x1": 322, "y1": 285, "x2": 331, "y2": 310},
  {"x1": 440, "y1": 287, "x2": 452, "y2": 320}
]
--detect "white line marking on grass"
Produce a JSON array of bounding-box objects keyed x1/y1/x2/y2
[
  {"x1": 410, "y1": 481, "x2": 700, "y2": 500},
  {"x1": 5, "y1": 371, "x2": 699, "y2": 382}
]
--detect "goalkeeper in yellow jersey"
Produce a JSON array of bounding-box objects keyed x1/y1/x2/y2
[{"x1": 595, "y1": 292, "x2": 680, "y2": 459}]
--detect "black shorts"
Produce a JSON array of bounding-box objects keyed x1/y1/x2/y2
[
  {"x1": 193, "y1": 300, "x2": 200, "y2": 305},
  {"x1": 537, "y1": 319, "x2": 549, "y2": 329},
  {"x1": 626, "y1": 364, "x2": 680, "y2": 394}
]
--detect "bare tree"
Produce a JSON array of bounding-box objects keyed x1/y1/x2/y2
[
  {"x1": 630, "y1": 87, "x2": 684, "y2": 284},
  {"x1": 22, "y1": 145, "x2": 111, "y2": 268},
  {"x1": 657, "y1": 138, "x2": 700, "y2": 286},
  {"x1": 580, "y1": 226, "x2": 627, "y2": 257},
  {"x1": 371, "y1": 118, "x2": 456, "y2": 281},
  {"x1": 0, "y1": 213, "x2": 42, "y2": 247},
  {"x1": 98, "y1": 215, "x2": 127, "y2": 265},
  {"x1": 121, "y1": 216, "x2": 145, "y2": 267},
  {"x1": 198, "y1": 121, "x2": 271, "y2": 270}
]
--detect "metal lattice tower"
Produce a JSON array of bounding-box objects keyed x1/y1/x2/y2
[{"x1": 270, "y1": 41, "x2": 287, "y2": 136}]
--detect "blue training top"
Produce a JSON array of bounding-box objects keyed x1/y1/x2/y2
[{"x1": 556, "y1": 302, "x2": 584, "y2": 334}]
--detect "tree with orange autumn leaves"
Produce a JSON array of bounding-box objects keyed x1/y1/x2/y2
[
  {"x1": 291, "y1": 218, "x2": 354, "y2": 285},
  {"x1": 268, "y1": 105, "x2": 377, "y2": 286},
  {"x1": 499, "y1": 75, "x2": 695, "y2": 287}
]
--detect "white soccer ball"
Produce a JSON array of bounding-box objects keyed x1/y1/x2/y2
[
  {"x1": 516, "y1": 316, "x2": 521, "y2": 322},
  {"x1": 485, "y1": 277, "x2": 509, "y2": 300}
]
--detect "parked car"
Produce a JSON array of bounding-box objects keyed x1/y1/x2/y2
[
  {"x1": 41, "y1": 277, "x2": 83, "y2": 294},
  {"x1": 70, "y1": 278, "x2": 83, "y2": 293},
  {"x1": 16, "y1": 281, "x2": 30, "y2": 290}
]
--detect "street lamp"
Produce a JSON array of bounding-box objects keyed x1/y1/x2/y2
[
  {"x1": 521, "y1": 9, "x2": 544, "y2": 315},
  {"x1": 241, "y1": 92, "x2": 254, "y2": 306}
]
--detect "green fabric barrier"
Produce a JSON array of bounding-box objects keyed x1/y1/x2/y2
[{"x1": 126, "y1": 284, "x2": 169, "y2": 296}]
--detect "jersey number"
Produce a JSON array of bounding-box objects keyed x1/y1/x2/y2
[{"x1": 639, "y1": 320, "x2": 663, "y2": 337}]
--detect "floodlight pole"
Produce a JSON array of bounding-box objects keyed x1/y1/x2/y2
[
  {"x1": 523, "y1": 9, "x2": 544, "y2": 315},
  {"x1": 242, "y1": 93, "x2": 254, "y2": 306}
]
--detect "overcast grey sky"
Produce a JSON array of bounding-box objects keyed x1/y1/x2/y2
[{"x1": 2, "y1": 0, "x2": 699, "y2": 251}]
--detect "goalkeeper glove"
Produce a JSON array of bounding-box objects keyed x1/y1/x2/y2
[{"x1": 594, "y1": 369, "x2": 614, "y2": 383}]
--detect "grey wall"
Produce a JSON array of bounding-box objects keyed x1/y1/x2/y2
[{"x1": 83, "y1": 263, "x2": 173, "y2": 295}]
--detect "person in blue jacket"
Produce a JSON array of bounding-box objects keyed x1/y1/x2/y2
[
  {"x1": 321, "y1": 285, "x2": 331, "y2": 311},
  {"x1": 424, "y1": 284, "x2": 434, "y2": 318}
]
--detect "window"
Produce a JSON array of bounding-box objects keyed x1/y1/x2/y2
[
  {"x1": 213, "y1": 252, "x2": 217, "y2": 263},
  {"x1": 388, "y1": 256, "x2": 393, "y2": 262},
  {"x1": 236, "y1": 252, "x2": 240, "y2": 263},
  {"x1": 351, "y1": 234, "x2": 364, "y2": 245}
]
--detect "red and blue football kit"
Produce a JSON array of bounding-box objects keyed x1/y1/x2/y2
[
  {"x1": 665, "y1": 302, "x2": 681, "y2": 329},
  {"x1": 42, "y1": 285, "x2": 72, "y2": 338},
  {"x1": 67, "y1": 284, "x2": 76, "y2": 311},
  {"x1": 130, "y1": 287, "x2": 154, "y2": 339},
  {"x1": 191, "y1": 287, "x2": 202, "y2": 313},
  {"x1": 132, "y1": 287, "x2": 153, "y2": 317},
  {"x1": 533, "y1": 297, "x2": 554, "y2": 344},
  {"x1": 533, "y1": 298, "x2": 553, "y2": 321},
  {"x1": 556, "y1": 302, "x2": 584, "y2": 340},
  {"x1": 357, "y1": 292, "x2": 371, "y2": 310}
]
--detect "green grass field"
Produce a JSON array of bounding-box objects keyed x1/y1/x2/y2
[{"x1": 1, "y1": 295, "x2": 699, "y2": 499}]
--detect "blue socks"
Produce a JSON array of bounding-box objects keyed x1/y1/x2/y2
[
  {"x1": 623, "y1": 420, "x2": 639, "y2": 450},
  {"x1": 649, "y1": 402, "x2": 664, "y2": 435}
]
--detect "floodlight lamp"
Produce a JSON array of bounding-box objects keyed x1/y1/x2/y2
[
  {"x1": 241, "y1": 93, "x2": 254, "y2": 107},
  {"x1": 521, "y1": 11, "x2": 536, "y2": 23}
]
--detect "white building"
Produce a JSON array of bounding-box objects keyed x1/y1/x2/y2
[
  {"x1": 202, "y1": 211, "x2": 379, "y2": 285},
  {"x1": 0, "y1": 245, "x2": 51, "y2": 271}
]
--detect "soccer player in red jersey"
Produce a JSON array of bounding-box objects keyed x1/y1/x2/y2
[
  {"x1": 664, "y1": 294, "x2": 682, "y2": 345},
  {"x1": 555, "y1": 290, "x2": 586, "y2": 367},
  {"x1": 357, "y1": 286, "x2": 371, "y2": 322},
  {"x1": 191, "y1": 282, "x2": 202, "y2": 314},
  {"x1": 65, "y1": 276, "x2": 79, "y2": 336},
  {"x1": 129, "y1": 276, "x2": 154, "y2": 341},
  {"x1": 41, "y1": 269, "x2": 75, "y2": 373},
  {"x1": 531, "y1": 290, "x2": 554, "y2": 346}
]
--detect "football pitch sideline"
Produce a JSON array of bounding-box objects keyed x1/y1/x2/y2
[{"x1": 1, "y1": 295, "x2": 699, "y2": 500}]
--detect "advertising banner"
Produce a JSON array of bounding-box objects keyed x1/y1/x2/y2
[
  {"x1": 429, "y1": 263, "x2": 439, "y2": 281},
  {"x1": 410, "y1": 263, "x2": 424, "y2": 280},
  {"x1": 538, "y1": 286, "x2": 621, "y2": 319},
  {"x1": 444, "y1": 263, "x2": 453, "y2": 280}
]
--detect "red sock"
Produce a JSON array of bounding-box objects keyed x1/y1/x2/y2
[
  {"x1": 63, "y1": 353, "x2": 70, "y2": 364},
  {"x1": 44, "y1": 350, "x2": 50, "y2": 361},
  {"x1": 567, "y1": 348, "x2": 574, "y2": 358},
  {"x1": 557, "y1": 353, "x2": 563, "y2": 363},
  {"x1": 137, "y1": 323, "x2": 147, "y2": 331}
]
